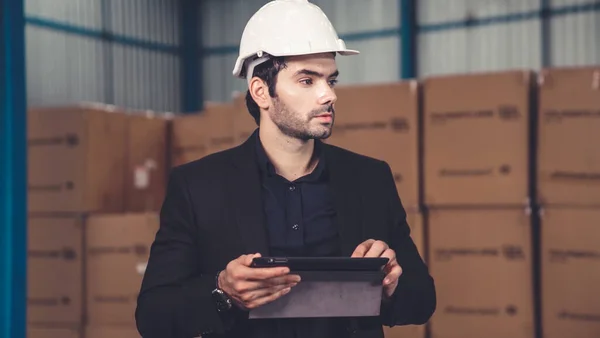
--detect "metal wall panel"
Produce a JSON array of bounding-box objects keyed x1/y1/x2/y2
[
  {"x1": 113, "y1": 45, "x2": 181, "y2": 112},
  {"x1": 25, "y1": 0, "x2": 102, "y2": 29},
  {"x1": 335, "y1": 37, "x2": 400, "y2": 85},
  {"x1": 311, "y1": 0, "x2": 399, "y2": 35},
  {"x1": 418, "y1": 0, "x2": 540, "y2": 24},
  {"x1": 25, "y1": 25, "x2": 107, "y2": 106},
  {"x1": 201, "y1": 0, "x2": 264, "y2": 48},
  {"x1": 418, "y1": 20, "x2": 542, "y2": 77},
  {"x1": 25, "y1": 0, "x2": 181, "y2": 113},
  {"x1": 550, "y1": 0, "x2": 598, "y2": 8},
  {"x1": 109, "y1": 0, "x2": 180, "y2": 46},
  {"x1": 550, "y1": 10, "x2": 600, "y2": 66},
  {"x1": 203, "y1": 54, "x2": 246, "y2": 103}
]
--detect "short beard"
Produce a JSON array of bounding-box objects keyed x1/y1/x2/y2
[{"x1": 270, "y1": 97, "x2": 334, "y2": 141}]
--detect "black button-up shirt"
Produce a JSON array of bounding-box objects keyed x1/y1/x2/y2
[
  {"x1": 251, "y1": 131, "x2": 348, "y2": 338},
  {"x1": 255, "y1": 132, "x2": 340, "y2": 258}
]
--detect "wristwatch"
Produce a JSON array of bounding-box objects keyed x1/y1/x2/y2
[{"x1": 212, "y1": 270, "x2": 233, "y2": 312}]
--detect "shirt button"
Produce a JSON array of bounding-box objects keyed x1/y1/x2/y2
[
  {"x1": 292, "y1": 224, "x2": 299, "y2": 230},
  {"x1": 289, "y1": 185, "x2": 296, "y2": 191}
]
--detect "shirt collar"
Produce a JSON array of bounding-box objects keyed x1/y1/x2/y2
[{"x1": 254, "y1": 129, "x2": 327, "y2": 181}]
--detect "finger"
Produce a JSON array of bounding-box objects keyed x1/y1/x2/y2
[
  {"x1": 380, "y1": 249, "x2": 396, "y2": 272},
  {"x1": 236, "y1": 274, "x2": 301, "y2": 292},
  {"x1": 240, "y1": 264, "x2": 291, "y2": 281},
  {"x1": 351, "y1": 239, "x2": 375, "y2": 257},
  {"x1": 364, "y1": 240, "x2": 388, "y2": 258},
  {"x1": 242, "y1": 253, "x2": 262, "y2": 266},
  {"x1": 240, "y1": 282, "x2": 297, "y2": 304},
  {"x1": 246, "y1": 285, "x2": 293, "y2": 309},
  {"x1": 384, "y1": 265, "x2": 403, "y2": 285}
]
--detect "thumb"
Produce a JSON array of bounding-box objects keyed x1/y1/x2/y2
[{"x1": 243, "y1": 252, "x2": 261, "y2": 266}]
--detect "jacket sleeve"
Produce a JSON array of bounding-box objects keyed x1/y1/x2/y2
[
  {"x1": 378, "y1": 161, "x2": 437, "y2": 327},
  {"x1": 135, "y1": 167, "x2": 227, "y2": 338}
]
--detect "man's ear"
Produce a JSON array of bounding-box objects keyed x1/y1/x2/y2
[{"x1": 249, "y1": 77, "x2": 270, "y2": 110}]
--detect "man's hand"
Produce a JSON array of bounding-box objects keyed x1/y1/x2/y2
[
  {"x1": 218, "y1": 253, "x2": 301, "y2": 310},
  {"x1": 351, "y1": 239, "x2": 402, "y2": 298}
]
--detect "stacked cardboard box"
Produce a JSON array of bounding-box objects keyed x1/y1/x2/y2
[
  {"x1": 324, "y1": 81, "x2": 426, "y2": 338},
  {"x1": 423, "y1": 70, "x2": 536, "y2": 338},
  {"x1": 27, "y1": 105, "x2": 168, "y2": 338},
  {"x1": 170, "y1": 102, "x2": 236, "y2": 167},
  {"x1": 537, "y1": 66, "x2": 600, "y2": 338}
]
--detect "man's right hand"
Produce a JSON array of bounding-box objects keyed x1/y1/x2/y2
[{"x1": 218, "y1": 253, "x2": 301, "y2": 310}]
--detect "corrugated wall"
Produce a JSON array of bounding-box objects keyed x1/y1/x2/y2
[
  {"x1": 201, "y1": 0, "x2": 599, "y2": 103},
  {"x1": 549, "y1": 1, "x2": 600, "y2": 66},
  {"x1": 417, "y1": 0, "x2": 542, "y2": 77},
  {"x1": 25, "y1": 0, "x2": 181, "y2": 113}
]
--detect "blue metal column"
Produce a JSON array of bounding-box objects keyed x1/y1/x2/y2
[
  {"x1": 400, "y1": 0, "x2": 417, "y2": 79},
  {"x1": 0, "y1": 0, "x2": 28, "y2": 337},
  {"x1": 540, "y1": 0, "x2": 551, "y2": 67},
  {"x1": 181, "y1": 0, "x2": 203, "y2": 113}
]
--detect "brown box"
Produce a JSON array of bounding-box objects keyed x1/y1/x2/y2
[
  {"x1": 28, "y1": 106, "x2": 127, "y2": 213},
  {"x1": 86, "y1": 213, "x2": 158, "y2": 325},
  {"x1": 428, "y1": 208, "x2": 534, "y2": 338},
  {"x1": 232, "y1": 91, "x2": 257, "y2": 145},
  {"x1": 85, "y1": 325, "x2": 141, "y2": 338},
  {"x1": 28, "y1": 216, "x2": 84, "y2": 325},
  {"x1": 424, "y1": 71, "x2": 533, "y2": 207},
  {"x1": 125, "y1": 113, "x2": 168, "y2": 212},
  {"x1": 541, "y1": 207, "x2": 600, "y2": 338},
  {"x1": 326, "y1": 82, "x2": 420, "y2": 208},
  {"x1": 171, "y1": 103, "x2": 235, "y2": 167},
  {"x1": 383, "y1": 324, "x2": 425, "y2": 338},
  {"x1": 27, "y1": 327, "x2": 81, "y2": 338},
  {"x1": 537, "y1": 66, "x2": 600, "y2": 207}
]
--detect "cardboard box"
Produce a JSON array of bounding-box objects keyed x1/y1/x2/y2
[
  {"x1": 326, "y1": 82, "x2": 420, "y2": 208},
  {"x1": 86, "y1": 213, "x2": 158, "y2": 325},
  {"x1": 27, "y1": 327, "x2": 81, "y2": 338},
  {"x1": 424, "y1": 71, "x2": 533, "y2": 207},
  {"x1": 125, "y1": 113, "x2": 168, "y2": 212},
  {"x1": 28, "y1": 216, "x2": 84, "y2": 325},
  {"x1": 384, "y1": 324, "x2": 425, "y2": 338},
  {"x1": 428, "y1": 208, "x2": 534, "y2": 338},
  {"x1": 537, "y1": 66, "x2": 600, "y2": 207},
  {"x1": 541, "y1": 207, "x2": 600, "y2": 338},
  {"x1": 28, "y1": 106, "x2": 126, "y2": 213},
  {"x1": 232, "y1": 91, "x2": 257, "y2": 145},
  {"x1": 85, "y1": 326, "x2": 141, "y2": 338},
  {"x1": 171, "y1": 103, "x2": 235, "y2": 167}
]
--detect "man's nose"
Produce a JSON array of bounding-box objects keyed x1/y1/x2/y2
[{"x1": 318, "y1": 83, "x2": 337, "y2": 106}]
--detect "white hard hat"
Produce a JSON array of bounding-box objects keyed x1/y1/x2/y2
[{"x1": 232, "y1": 0, "x2": 359, "y2": 82}]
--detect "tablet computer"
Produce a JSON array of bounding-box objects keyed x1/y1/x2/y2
[{"x1": 250, "y1": 256, "x2": 389, "y2": 272}]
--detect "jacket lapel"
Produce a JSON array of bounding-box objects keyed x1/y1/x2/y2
[
  {"x1": 323, "y1": 143, "x2": 364, "y2": 257},
  {"x1": 226, "y1": 131, "x2": 270, "y2": 256}
]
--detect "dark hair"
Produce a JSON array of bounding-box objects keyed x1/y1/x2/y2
[{"x1": 244, "y1": 56, "x2": 287, "y2": 125}]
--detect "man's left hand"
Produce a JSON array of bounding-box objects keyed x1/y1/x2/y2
[{"x1": 351, "y1": 239, "x2": 402, "y2": 298}]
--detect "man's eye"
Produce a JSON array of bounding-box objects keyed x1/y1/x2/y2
[
  {"x1": 329, "y1": 79, "x2": 338, "y2": 86},
  {"x1": 300, "y1": 79, "x2": 313, "y2": 85}
]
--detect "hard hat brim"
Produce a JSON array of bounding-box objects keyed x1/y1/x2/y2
[{"x1": 232, "y1": 48, "x2": 360, "y2": 79}]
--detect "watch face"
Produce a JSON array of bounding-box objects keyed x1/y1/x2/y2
[{"x1": 213, "y1": 289, "x2": 232, "y2": 311}]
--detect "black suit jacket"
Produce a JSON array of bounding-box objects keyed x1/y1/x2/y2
[{"x1": 136, "y1": 132, "x2": 436, "y2": 338}]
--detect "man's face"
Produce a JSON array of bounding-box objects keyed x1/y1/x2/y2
[{"x1": 267, "y1": 53, "x2": 339, "y2": 141}]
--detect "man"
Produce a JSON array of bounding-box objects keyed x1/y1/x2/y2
[{"x1": 135, "y1": 0, "x2": 435, "y2": 337}]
